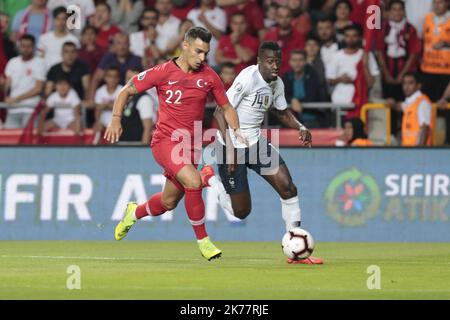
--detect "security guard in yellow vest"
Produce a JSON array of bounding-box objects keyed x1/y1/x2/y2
[
  {"x1": 421, "y1": 0, "x2": 450, "y2": 102},
  {"x1": 400, "y1": 73, "x2": 434, "y2": 146}
]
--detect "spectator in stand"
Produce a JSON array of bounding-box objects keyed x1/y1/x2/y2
[
  {"x1": 421, "y1": 0, "x2": 450, "y2": 144},
  {"x1": 171, "y1": 0, "x2": 197, "y2": 20},
  {"x1": 283, "y1": 50, "x2": 328, "y2": 128},
  {"x1": 376, "y1": 0, "x2": 421, "y2": 137},
  {"x1": 307, "y1": 0, "x2": 337, "y2": 21},
  {"x1": 265, "y1": 6, "x2": 305, "y2": 75},
  {"x1": 304, "y1": 36, "x2": 327, "y2": 98},
  {"x1": 326, "y1": 25, "x2": 380, "y2": 118},
  {"x1": 218, "y1": 0, "x2": 266, "y2": 40},
  {"x1": 88, "y1": 33, "x2": 142, "y2": 102},
  {"x1": 264, "y1": 2, "x2": 278, "y2": 29},
  {"x1": 90, "y1": 2, "x2": 121, "y2": 51},
  {"x1": 376, "y1": 0, "x2": 421, "y2": 101},
  {"x1": 216, "y1": 12, "x2": 259, "y2": 74},
  {"x1": 0, "y1": 12, "x2": 17, "y2": 60},
  {"x1": 119, "y1": 68, "x2": 157, "y2": 145},
  {"x1": 38, "y1": 76, "x2": 81, "y2": 135},
  {"x1": 287, "y1": 0, "x2": 312, "y2": 36},
  {"x1": 47, "y1": 0, "x2": 96, "y2": 33},
  {"x1": 0, "y1": 1, "x2": 30, "y2": 29},
  {"x1": 316, "y1": 17, "x2": 339, "y2": 76},
  {"x1": 165, "y1": 19, "x2": 195, "y2": 58},
  {"x1": 388, "y1": 72, "x2": 434, "y2": 146},
  {"x1": 3, "y1": 34, "x2": 46, "y2": 128},
  {"x1": 92, "y1": 66, "x2": 123, "y2": 144},
  {"x1": 37, "y1": 7, "x2": 80, "y2": 71},
  {"x1": 187, "y1": 0, "x2": 227, "y2": 68},
  {"x1": 336, "y1": 117, "x2": 374, "y2": 146},
  {"x1": 421, "y1": 0, "x2": 450, "y2": 102},
  {"x1": 155, "y1": 0, "x2": 181, "y2": 57},
  {"x1": 45, "y1": 41, "x2": 91, "y2": 127},
  {"x1": 347, "y1": 0, "x2": 367, "y2": 26},
  {"x1": 219, "y1": 62, "x2": 237, "y2": 90},
  {"x1": 45, "y1": 42, "x2": 90, "y2": 108},
  {"x1": 437, "y1": 81, "x2": 450, "y2": 109},
  {"x1": 79, "y1": 26, "x2": 106, "y2": 73},
  {"x1": 130, "y1": 8, "x2": 161, "y2": 68},
  {"x1": 107, "y1": 0, "x2": 144, "y2": 33},
  {"x1": 0, "y1": 11, "x2": 17, "y2": 125},
  {"x1": 11, "y1": 0, "x2": 52, "y2": 43},
  {"x1": 333, "y1": 0, "x2": 353, "y2": 46},
  {"x1": 403, "y1": 0, "x2": 433, "y2": 38}
]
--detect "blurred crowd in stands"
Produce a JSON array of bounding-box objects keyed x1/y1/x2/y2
[{"x1": 0, "y1": 0, "x2": 449, "y2": 146}]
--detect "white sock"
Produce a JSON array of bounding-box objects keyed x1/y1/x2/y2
[
  {"x1": 280, "y1": 196, "x2": 301, "y2": 232},
  {"x1": 209, "y1": 176, "x2": 234, "y2": 216}
]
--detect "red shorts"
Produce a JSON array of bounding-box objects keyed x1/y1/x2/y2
[{"x1": 151, "y1": 136, "x2": 201, "y2": 191}]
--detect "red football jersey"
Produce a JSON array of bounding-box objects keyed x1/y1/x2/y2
[{"x1": 132, "y1": 60, "x2": 229, "y2": 143}]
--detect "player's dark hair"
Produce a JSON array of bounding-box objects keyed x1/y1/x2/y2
[
  {"x1": 290, "y1": 49, "x2": 307, "y2": 58},
  {"x1": 19, "y1": 34, "x2": 36, "y2": 45},
  {"x1": 62, "y1": 41, "x2": 77, "y2": 50},
  {"x1": 403, "y1": 72, "x2": 422, "y2": 84},
  {"x1": 258, "y1": 41, "x2": 281, "y2": 57},
  {"x1": 52, "y1": 6, "x2": 67, "y2": 19},
  {"x1": 343, "y1": 24, "x2": 363, "y2": 36},
  {"x1": 184, "y1": 26, "x2": 212, "y2": 43},
  {"x1": 388, "y1": 0, "x2": 405, "y2": 10}
]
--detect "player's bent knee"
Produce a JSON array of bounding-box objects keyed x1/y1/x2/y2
[
  {"x1": 280, "y1": 183, "x2": 298, "y2": 200},
  {"x1": 162, "y1": 199, "x2": 178, "y2": 211},
  {"x1": 182, "y1": 177, "x2": 202, "y2": 189}
]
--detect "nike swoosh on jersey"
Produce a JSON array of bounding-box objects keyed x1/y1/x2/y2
[{"x1": 168, "y1": 81, "x2": 178, "y2": 85}]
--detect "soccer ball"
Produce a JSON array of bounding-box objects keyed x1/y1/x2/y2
[{"x1": 281, "y1": 228, "x2": 315, "y2": 260}]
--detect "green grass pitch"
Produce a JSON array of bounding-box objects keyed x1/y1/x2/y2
[{"x1": 0, "y1": 241, "x2": 449, "y2": 300}]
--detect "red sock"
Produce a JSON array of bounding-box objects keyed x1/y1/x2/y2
[
  {"x1": 184, "y1": 188, "x2": 207, "y2": 240},
  {"x1": 135, "y1": 192, "x2": 167, "y2": 219}
]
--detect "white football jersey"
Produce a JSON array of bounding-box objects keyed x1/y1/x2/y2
[{"x1": 218, "y1": 65, "x2": 288, "y2": 148}]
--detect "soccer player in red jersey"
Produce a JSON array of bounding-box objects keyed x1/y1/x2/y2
[{"x1": 105, "y1": 27, "x2": 247, "y2": 261}]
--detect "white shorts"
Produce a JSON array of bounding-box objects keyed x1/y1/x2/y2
[
  {"x1": 100, "y1": 110, "x2": 112, "y2": 128},
  {"x1": 53, "y1": 116, "x2": 74, "y2": 129}
]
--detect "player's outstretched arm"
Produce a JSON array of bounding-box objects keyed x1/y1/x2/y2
[
  {"x1": 270, "y1": 109, "x2": 312, "y2": 148},
  {"x1": 104, "y1": 79, "x2": 138, "y2": 143},
  {"x1": 221, "y1": 103, "x2": 248, "y2": 146},
  {"x1": 214, "y1": 106, "x2": 237, "y2": 172}
]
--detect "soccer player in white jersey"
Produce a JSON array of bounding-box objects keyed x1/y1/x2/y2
[{"x1": 203, "y1": 41, "x2": 323, "y2": 264}]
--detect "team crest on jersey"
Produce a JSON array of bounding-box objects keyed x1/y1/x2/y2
[
  {"x1": 235, "y1": 82, "x2": 243, "y2": 92},
  {"x1": 137, "y1": 71, "x2": 147, "y2": 81},
  {"x1": 197, "y1": 79, "x2": 207, "y2": 88}
]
